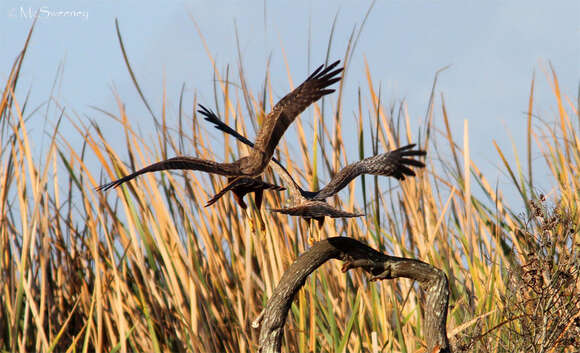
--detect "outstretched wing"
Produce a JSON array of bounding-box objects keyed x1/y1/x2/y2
[
  {"x1": 312, "y1": 144, "x2": 426, "y2": 200},
  {"x1": 205, "y1": 177, "x2": 285, "y2": 208},
  {"x1": 97, "y1": 156, "x2": 240, "y2": 191},
  {"x1": 198, "y1": 104, "x2": 317, "y2": 201},
  {"x1": 270, "y1": 200, "x2": 363, "y2": 219},
  {"x1": 199, "y1": 104, "x2": 257, "y2": 149},
  {"x1": 243, "y1": 60, "x2": 343, "y2": 175}
]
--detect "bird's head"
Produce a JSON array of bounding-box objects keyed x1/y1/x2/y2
[{"x1": 237, "y1": 154, "x2": 269, "y2": 176}]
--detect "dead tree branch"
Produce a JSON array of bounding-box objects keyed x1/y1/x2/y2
[{"x1": 256, "y1": 236, "x2": 450, "y2": 353}]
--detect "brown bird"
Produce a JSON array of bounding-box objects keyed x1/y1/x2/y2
[
  {"x1": 197, "y1": 104, "x2": 287, "y2": 213},
  {"x1": 200, "y1": 106, "x2": 426, "y2": 246},
  {"x1": 96, "y1": 60, "x2": 343, "y2": 193},
  {"x1": 266, "y1": 146, "x2": 428, "y2": 230},
  {"x1": 269, "y1": 145, "x2": 424, "y2": 244},
  {"x1": 200, "y1": 105, "x2": 362, "y2": 243},
  {"x1": 200, "y1": 105, "x2": 426, "y2": 228}
]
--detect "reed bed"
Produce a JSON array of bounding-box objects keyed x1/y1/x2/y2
[{"x1": 0, "y1": 24, "x2": 578, "y2": 353}]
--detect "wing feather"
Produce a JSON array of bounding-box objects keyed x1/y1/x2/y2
[
  {"x1": 97, "y1": 156, "x2": 240, "y2": 191},
  {"x1": 313, "y1": 144, "x2": 426, "y2": 200},
  {"x1": 244, "y1": 60, "x2": 343, "y2": 175}
]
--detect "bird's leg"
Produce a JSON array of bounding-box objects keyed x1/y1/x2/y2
[
  {"x1": 233, "y1": 192, "x2": 248, "y2": 209},
  {"x1": 234, "y1": 190, "x2": 265, "y2": 234},
  {"x1": 254, "y1": 208, "x2": 266, "y2": 232},
  {"x1": 253, "y1": 189, "x2": 266, "y2": 232},
  {"x1": 233, "y1": 192, "x2": 257, "y2": 233},
  {"x1": 234, "y1": 191, "x2": 256, "y2": 234}
]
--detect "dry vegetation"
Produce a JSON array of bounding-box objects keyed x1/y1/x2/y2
[{"x1": 1, "y1": 23, "x2": 578, "y2": 353}]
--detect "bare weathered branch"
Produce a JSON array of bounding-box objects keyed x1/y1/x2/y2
[{"x1": 257, "y1": 236, "x2": 450, "y2": 353}]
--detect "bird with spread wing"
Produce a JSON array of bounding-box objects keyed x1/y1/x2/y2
[
  {"x1": 199, "y1": 105, "x2": 426, "y2": 234},
  {"x1": 97, "y1": 61, "x2": 343, "y2": 204}
]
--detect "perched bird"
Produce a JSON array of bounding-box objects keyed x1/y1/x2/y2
[
  {"x1": 97, "y1": 60, "x2": 343, "y2": 194},
  {"x1": 200, "y1": 105, "x2": 427, "y2": 229}
]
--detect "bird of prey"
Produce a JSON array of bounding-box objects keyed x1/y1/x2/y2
[
  {"x1": 96, "y1": 60, "x2": 343, "y2": 194},
  {"x1": 268, "y1": 146, "x2": 425, "y2": 231},
  {"x1": 200, "y1": 105, "x2": 361, "y2": 243},
  {"x1": 199, "y1": 105, "x2": 426, "y2": 229}
]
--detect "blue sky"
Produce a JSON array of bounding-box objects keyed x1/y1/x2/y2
[{"x1": 1, "y1": 0, "x2": 578, "y2": 208}]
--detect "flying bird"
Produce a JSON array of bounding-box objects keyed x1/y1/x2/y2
[
  {"x1": 97, "y1": 60, "x2": 343, "y2": 193},
  {"x1": 200, "y1": 104, "x2": 363, "y2": 241},
  {"x1": 268, "y1": 145, "x2": 425, "y2": 241},
  {"x1": 199, "y1": 105, "x2": 427, "y2": 216},
  {"x1": 200, "y1": 105, "x2": 426, "y2": 246}
]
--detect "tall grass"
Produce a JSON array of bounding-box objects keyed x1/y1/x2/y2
[{"x1": 1, "y1": 24, "x2": 578, "y2": 353}]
